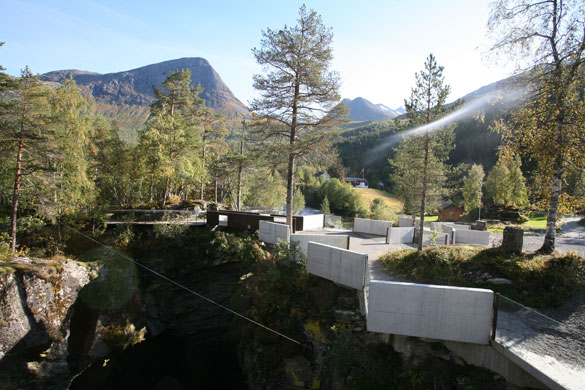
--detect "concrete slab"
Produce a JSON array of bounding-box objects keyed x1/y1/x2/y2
[
  {"x1": 259, "y1": 220, "x2": 290, "y2": 245},
  {"x1": 367, "y1": 281, "x2": 494, "y2": 345},
  {"x1": 454, "y1": 230, "x2": 490, "y2": 246},
  {"x1": 306, "y1": 242, "x2": 368, "y2": 290},
  {"x1": 386, "y1": 227, "x2": 414, "y2": 244},
  {"x1": 290, "y1": 234, "x2": 349, "y2": 256},
  {"x1": 354, "y1": 218, "x2": 392, "y2": 236}
]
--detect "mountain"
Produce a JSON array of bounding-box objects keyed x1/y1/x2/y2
[
  {"x1": 342, "y1": 97, "x2": 403, "y2": 122},
  {"x1": 41, "y1": 57, "x2": 248, "y2": 115}
]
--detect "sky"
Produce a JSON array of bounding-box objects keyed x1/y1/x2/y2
[{"x1": 1, "y1": 0, "x2": 517, "y2": 109}]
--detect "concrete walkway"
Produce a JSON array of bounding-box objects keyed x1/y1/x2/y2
[{"x1": 494, "y1": 302, "x2": 585, "y2": 390}]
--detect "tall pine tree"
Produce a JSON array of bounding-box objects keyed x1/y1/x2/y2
[
  {"x1": 390, "y1": 54, "x2": 454, "y2": 250},
  {"x1": 250, "y1": 5, "x2": 346, "y2": 226}
]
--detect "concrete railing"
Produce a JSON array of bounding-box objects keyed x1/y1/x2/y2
[
  {"x1": 386, "y1": 227, "x2": 415, "y2": 244},
  {"x1": 454, "y1": 230, "x2": 490, "y2": 246},
  {"x1": 258, "y1": 220, "x2": 290, "y2": 245},
  {"x1": 306, "y1": 242, "x2": 368, "y2": 290},
  {"x1": 290, "y1": 234, "x2": 349, "y2": 256},
  {"x1": 367, "y1": 281, "x2": 494, "y2": 345},
  {"x1": 353, "y1": 218, "x2": 392, "y2": 236}
]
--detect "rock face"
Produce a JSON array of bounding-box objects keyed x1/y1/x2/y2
[
  {"x1": 41, "y1": 58, "x2": 248, "y2": 115},
  {"x1": 0, "y1": 257, "x2": 94, "y2": 389},
  {"x1": 0, "y1": 258, "x2": 92, "y2": 359}
]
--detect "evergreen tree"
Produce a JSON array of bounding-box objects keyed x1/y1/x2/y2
[
  {"x1": 320, "y1": 196, "x2": 331, "y2": 215},
  {"x1": 139, "y1": 70, "x2": 204, "y2": 205},
  {"x1": 390, "y1": 54, "x2": 454, "y2": 250},
  {"x1": 250, "y1": 5, "x2": 346, "y2": 226},
  {"x1": 0, "y1": 68, "x2": 53, "y2": 251},
  {"x1": 462, "y1": 164, "x2": 485, "y2": 218}
]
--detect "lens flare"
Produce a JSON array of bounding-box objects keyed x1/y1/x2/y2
[{"x1": 364, "y1": 86, "x2": 526, "y2": 165}]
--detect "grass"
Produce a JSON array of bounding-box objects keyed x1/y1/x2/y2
[
  {"x1": 353, "y1": 188, "x2": 403, "y2": 212},
  {"x1": 487, "y1": 213, "x2": 548, "y2": 233},
  {"x1": 524, "y1": 213, "x2": 547, "y2": 229},
  {"x1": 379, "y1": 246, "x2": 585, "y2": 308}
]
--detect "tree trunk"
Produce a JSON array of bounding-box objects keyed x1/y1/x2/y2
[
  {"x1": 200, "y1": 133, "x2": 207, "y2": 201},
  {"x1": 236, "y1": 140, "x2": 243, "y2": 211},
  {"x1": 10, "y1": 136, "x2": 24, "y2": 252},
  {"x1": 286, "y1": 79, "x2": 299, "y2": 227},
  {"x1": 417, "y1": 133, "x2": 430, "y2": 251},
  {"x1": 286, "y1": 153, "x2": 296, "y2": 226},
  {"x1": 540, "y1": 166, "x2": 562, "y2": 254}
]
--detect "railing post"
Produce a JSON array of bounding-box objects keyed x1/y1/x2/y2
[{"x1": 491, "y1": 293, "x2": 499, "y2": 341}]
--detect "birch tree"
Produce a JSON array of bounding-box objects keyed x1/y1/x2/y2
[{"x1": 489, "y1": 0, "x2": 585, "y2": 253}]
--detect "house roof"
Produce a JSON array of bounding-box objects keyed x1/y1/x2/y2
[{"x1": 438, "y1": 202, "x2": 463, "y2": 212}]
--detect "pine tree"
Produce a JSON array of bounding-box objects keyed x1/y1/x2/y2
[
  {"x1": 390, "y1": 54, "x2": 454, "y2": 250},
  {"x1": 0, "y1": 68, "x2": 53, "y2": 251},
  {"x1": 250, "y1": 5, "x2": 346, "y2": 226}
]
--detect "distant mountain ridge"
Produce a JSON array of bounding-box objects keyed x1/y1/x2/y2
[
  {"x1": 41, "y1": 57, "x2": 248, "y2": 114},
  {"x1": 342, "y1": 97, "x2": 404, "y2": 122}
]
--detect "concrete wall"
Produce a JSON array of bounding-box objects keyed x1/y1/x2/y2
[
  {"x1": 301, "y1": 214, "x2": 325, "y2": 231},
  {"x1": 290, "y1": 234, "x2": 349, "y2": 256},
  {"x1": 386, "y1": 227, "x2": 415, "y2": 244},
  {"x1": 399, "y1": 217, "x2": 415, "y2": 227},
  {"x1": 454, "y1": 230, "x2": 490, "y2": 246},
  {"x1": 306, "y1": 242, "x2": 368, "y2": 290},
  {"x1": 258, "y1": 220, "x2": 290, "y2": 245},
  {"x1": 367, "y1": 281, "x2": 494, "y2": 345},
  {"x1": 353, "y1": 218, "x2": 392, "y2": 236},
  {"x1": 414, "y1": 229, "x2": 450, "y2": 246}
]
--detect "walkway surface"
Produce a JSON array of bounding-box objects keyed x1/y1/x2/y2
[{"x1": 495, "y1": 297, "x2": 585, "y2": 390}]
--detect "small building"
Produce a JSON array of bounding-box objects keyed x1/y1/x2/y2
[
  {"x1": 344, "y1": 177, "x2": 369, "y2": 188},
  {"x1": 438, "y1": 203, "x2": 464, "y2": 222},
  {"x1": 314, "y1": 171, "x2": 331, "y2": 181}
]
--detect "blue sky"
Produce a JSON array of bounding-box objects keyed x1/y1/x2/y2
[{"x1": 1, "y1": 0, "x2": 516, "y2": 108}]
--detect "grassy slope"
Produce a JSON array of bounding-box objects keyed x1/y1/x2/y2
[{"x1": 353, "y1": 188, "x2": 403, "y2": 212}]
